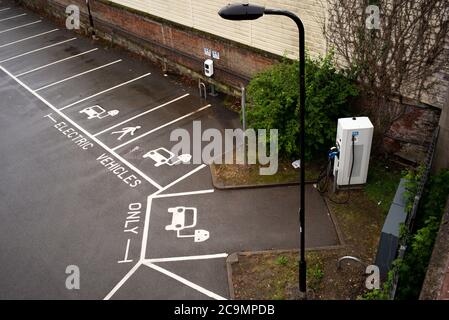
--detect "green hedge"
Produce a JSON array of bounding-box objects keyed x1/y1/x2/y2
[
  {"x1": 362, "y1": 168, "x2": 449, "y2": 300},
  {"x1": 245, "y1": 52, "x2": 358, "y2": 160},
  {"x1": 395, "y1": 168, "x2": 449, "y2": 299}
]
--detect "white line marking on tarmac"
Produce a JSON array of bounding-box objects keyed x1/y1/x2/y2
[
  {"x1": 35, "y1": 59, "x2": 122, "y2": 91},
  {"x1": 112, "y1": 104, "x2": 212, "y2": 151},
  {"x1": 0, "y1": 13, "x2": 26, "y2": 22},
  {"x1": 58, "y1": 72, "x2": 151, "y2": 111},
  {"x1": 0, "y1": 28, "x2": 58, "y2": 48},
  {"x1": 140, "y1": 196, "x2": 153, "y2": 260},
  {"x1": 0, "y1": 20, "x2": 41, "y2": 34},
  {"x1": 0, "y1": 66, "x2": 163, "y2": 190},
  {"x1": 16, "y1": 48, "x2": 98, "y2": 77},
  {"x1": 145, "y1": 253, "x2": 228, "y2": 263},
  {"x1": 0, "y1": 37, "x2": 76, "y2": 63},
  {"x1": 108, "y1": 164, "x2": 210, "y2": 297},
  {"x1": 140, "y1": 165, "x2": 208, "y2": 259},
  {"x1": 93, "y1": 93, "x2": 190, "y2": 137},
  {"x1": 44, "y1": 113, "x2": 57, "y2": 123},
  {"x1": 0, "y1": 8, "x2": 11, "y2": 12},
  {"x1": 159, "y1": 164, "x2": 207, "y2": 195},
  {"x1": 154, "y1": 189, "x2": 215, "y2": 199},
  {"x1": 103, "y1": 261, "x2": 142, "y2": 300},
  {"x1": 144, "y1": 262, "x2": 227, "y2": 300},
  {"x1": 117, "y1": 239, "x2": 133, "y2": 264}
]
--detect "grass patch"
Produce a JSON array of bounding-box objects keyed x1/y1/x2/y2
[
  {"x1": 364, "y1": 159, "x2": 403, "y2": 215},
  {"x1": 275, "y1": 256, "x2": 289, "y2": 266}
]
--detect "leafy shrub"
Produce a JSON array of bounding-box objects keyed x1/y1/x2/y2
[
  {"x1": 403, "y1": 165, "x2": 425, "y2": 213},
  {"x1": 245, "y1": 52, "x2": 358, "y2": 160},
  {"x1": 395, "y1": 169, "x2": 449, "y2": 299}
]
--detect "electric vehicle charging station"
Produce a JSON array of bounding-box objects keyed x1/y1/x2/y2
[
  {"x1": 204, "y1": 59, "x2": 214, "y2": 77},
  {"x1": 333, "y1": 117, "x2": 373, "y2": 187}
]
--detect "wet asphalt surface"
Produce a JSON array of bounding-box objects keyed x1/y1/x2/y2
[{"x1": 0, "y1": 0, "x2": 338, "y2": 299}]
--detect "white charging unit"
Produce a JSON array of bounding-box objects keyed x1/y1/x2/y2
[
  {"x1": 204, "y1": 59, "x2": 214, "y2": 77},
  {"x1": 333, "y1": 117, "x2": 374, "y2": 186}
]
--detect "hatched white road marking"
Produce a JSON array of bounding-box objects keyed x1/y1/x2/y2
[
  {"x1": 16, "y1": 48, "x2": 98, "y2": 77},
  {"x1": 35, "y1": 59, "x2": 122, "y2": 91}
]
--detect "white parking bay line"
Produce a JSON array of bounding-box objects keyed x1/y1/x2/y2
[
  {"x1": 0, "y1": 13, "x2": 26, "y2": 22},
  {"x1": 153, "y1": 189, "x2": 215, "y2": 199},
  {"x1": 145, "y1": 253, "x2": 228, "y2": 263},
  {"x1": 111, "y1": 104, "x2": 212, "y2": 151},
  {"x1": 0, "y1": 66, "x2": 163, "y2": 190},
  {"x1": 0, "y1": 20, "x2": 41, "y2": 35},
  {"x1": 0, "y1": 37, "x2": 76, "y2": 64},
  {"x1": 0, "y1": 28, "x2": 58, "y2": 48},
  {"x1": 0, "y1": 8, "x2": 11, "y2": 12},
  {"x1": 58, "y1": 72, "x2": 152, "y2": 111},
  {"x1": 93, "y1": 93, "x2": 190, "y2": 137},
  {"x1": 157, "y1": 165, "x2": 208, "y2": 201},
  {"x1": 35, "y1": 59, "x2": 122, "y2": 92},
  {"x1": 104, "y1": 261, "x2": 142, "y2": 300},
  {"x1": 144, "y1": 262, "x2": 227, "y2": 300},
  {"x1": 15, "y1": 48, "x2": 99, "y2": 77}
]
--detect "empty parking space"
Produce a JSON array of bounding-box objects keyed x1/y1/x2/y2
[
  {"x1": 0, "y1": 12, "x2": 45, "y2": 32},
  {"x1": 36, "y1": 62, "x2": 152, "y2": 109},
  {"x1": 145, "y1": 184, "x2": 337, "y2": 260}
]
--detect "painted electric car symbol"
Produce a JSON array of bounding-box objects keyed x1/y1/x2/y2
[
  {"x1": 165, "y1": 206, "x2": 210, "y2": 242},
  {"x1": 143, "y1": 147, "x2": 191, "y2": 167},
  {"x1": 79, "y1": 105, "x2": 119, "y2": 120}
]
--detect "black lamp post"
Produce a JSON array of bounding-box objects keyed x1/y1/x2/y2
[{"x1": 219, "y1": 3, "x2": 307, "y2": 297}]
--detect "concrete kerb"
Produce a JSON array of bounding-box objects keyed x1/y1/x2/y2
[
  {"x1": 322, "y1": 197, "x2": 347, "y2": 247},
  {"x1": 209, "y1": 164, "x2": 318, "y2": 190}
]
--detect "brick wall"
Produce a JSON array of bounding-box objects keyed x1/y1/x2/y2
[
  {"x1": 19, "y1": 0, "x2": 448, "y2": 164},
  {"x1": 108, "y1": 0, "x2": 327, "y2": 60}
]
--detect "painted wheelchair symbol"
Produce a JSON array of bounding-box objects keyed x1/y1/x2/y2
[
  {"x1": 79, "y1": 105, "x2": 119, "y2": 120},
  {"x1": 143, "y1": 147, "x2": 191, "y2": 167},
  {"x1": 165, "y1": 206, "x2": 209, "y2": 242}
]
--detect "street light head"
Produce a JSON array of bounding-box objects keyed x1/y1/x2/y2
[{"x1": 218, "y1": 3, "x2": 265, "y2": 21}]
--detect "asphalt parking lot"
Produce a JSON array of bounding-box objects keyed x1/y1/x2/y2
[{"x1": 0, "y1": 0, "x2": 338, "y2": 300}]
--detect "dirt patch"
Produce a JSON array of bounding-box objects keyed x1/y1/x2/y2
[
  {"x1": 211, "y1": 160, "x2": 323, "y2": 188},
  {"x1": 231, "y1": 249, "x2": 367, "y2": 300}
]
